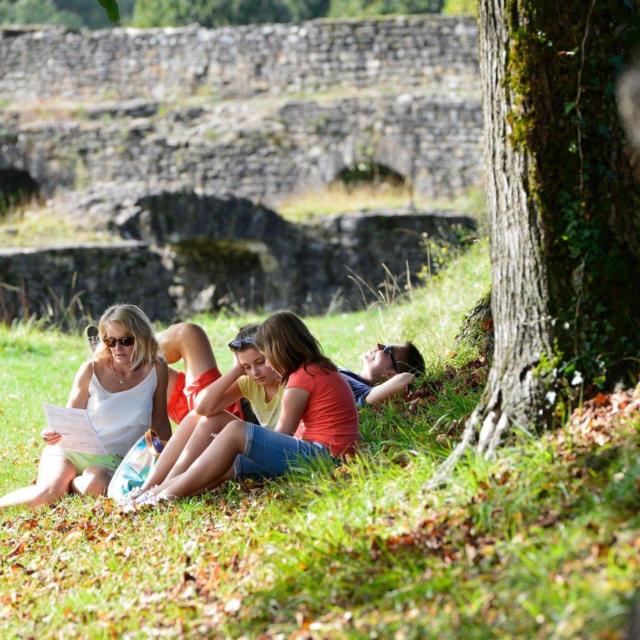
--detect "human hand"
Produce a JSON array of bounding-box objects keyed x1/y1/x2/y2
[
  {"x1": 231, "y1": 354, "x2": 245, "y2": 376},
  {"x1": 41, "y1": 429, "x2": 61, "y2": 445}
]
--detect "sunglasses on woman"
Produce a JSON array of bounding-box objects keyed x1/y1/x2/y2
[
  {"x1": 228, "y1": 336, "x2": 255, "y2": 351},
  {"x1": 103, "y1": 336, "x2": 135, "y2": 348},
  {"x1": 378, "y1": 343, "x2": 399, "y2": 372}
]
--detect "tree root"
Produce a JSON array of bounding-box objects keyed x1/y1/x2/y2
[
  {"x1": 426, "y1": 408, "x2": 480, "y2": 490},
  {"x1": 427, "y1": 385, "x2": 506, "y2": 489}
]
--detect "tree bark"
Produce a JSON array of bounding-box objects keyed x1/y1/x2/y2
[{"x1": 431, "y1": 1, "x2": 640, "y2": 483}]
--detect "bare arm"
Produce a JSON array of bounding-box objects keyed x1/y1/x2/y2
[
  {"x1": 66, "y1": 360, "x2": 93, "y2": 409},
  {"x1": 365, "y1": 372, "x2": 414, "y2": 405},
  {"x1": 41, "y1": 360, "x2": 94, "y2": 445},
  {"x1": 194, "y1": 361, "x2": 243, "y2": 416},
  {"x1": 152, "y1": 361, "x2": 172, "y2": 442},
  {"x1": 274, "y1": 387, "x2": 309, "y2": 435}
]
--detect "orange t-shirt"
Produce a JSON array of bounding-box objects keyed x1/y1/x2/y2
[{"x1": 287, "y1": 364, "x2": 360, "y2": 457}]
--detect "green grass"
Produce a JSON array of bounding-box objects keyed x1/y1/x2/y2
[{"x1": 1, "y1": 240, "x2": 638, "y2": 639}]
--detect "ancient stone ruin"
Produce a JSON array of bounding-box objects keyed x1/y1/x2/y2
[{"x1": 0, "y1": 15, "x2": 482, "y2": 322}]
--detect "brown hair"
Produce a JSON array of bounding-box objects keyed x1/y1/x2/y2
[
  {"x1": 254, "y1": 311, "x2": 335, "y2": 384},
  {"x1": 229, "y1": 323, "x2": 261, "y2": 351},
  {"x1": 396, "y1": 341, "x2": 425, "y2": 377},
  {"x1": 95, "y1": 304, "x2": 160, "y2": 370}
]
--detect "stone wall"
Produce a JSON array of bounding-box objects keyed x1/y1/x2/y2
[
  {"x1": 0, "y1": 194, "x2": 475, "y2": 322},
  {"x1": 0, "y1": 17, "x2": 479, "y2": 102},
  {"x1": 0, "y1": 93, "x2": 482, "y2": 203},
  {"x1": 0, "y1": 15, "x2": 483, "y2": 204},
  {"x1": 0, "y1": 242, "x2": 175, "y2": 323},
  {"x1": 0, "y1": 16, "x2": 483, "y2": 322}
]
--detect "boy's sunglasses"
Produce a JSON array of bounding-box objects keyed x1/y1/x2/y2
[
  {"x1": 378, "y1": 343, "x2": 398, "y2": 372},
  {"x1": 103, "y1": 336, "x2": 135, "y2": 348},
  {"x1": 228, "y1": 336, "x2": 255, "y2": 351}
]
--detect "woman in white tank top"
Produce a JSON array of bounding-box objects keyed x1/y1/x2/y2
[{"x1": 0, "y1": 304, "x2": 170, "y2": 510}]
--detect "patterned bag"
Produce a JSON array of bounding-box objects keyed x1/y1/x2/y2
[{"x1": 107, "y1": 429, "x2": 166, "y2": 500}]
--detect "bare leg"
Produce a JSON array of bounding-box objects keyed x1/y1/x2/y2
[
  {"x1": 141, "y1": 412, "x2": 200, "y2": 490},
  {"x1": 158, "y1": 420, "x2": 248, "y2": 498},
  {"x1": 72, "y1": 465, "x2": 113, "y2": 497},
  {"x1": 164, "y1": 411, "x2": 236, "y2": 483},
  {"x1": 188, "y1": 467, "x2": 236, "y2": 496},
  {"x1": 0, "y1": 452, "x2": 76, "y2": 509},
  {"x1": 156, "y1": 323, "x2": 217, "y2": 385}
]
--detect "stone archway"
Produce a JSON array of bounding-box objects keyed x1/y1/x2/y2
[
  {"x1": 335, "y1": 161, "x2": 406, "y2": 191},
  {"x1": 0, "y1": 168, "x2": 40, "y2": 215}
]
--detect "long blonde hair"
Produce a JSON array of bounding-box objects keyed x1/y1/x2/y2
[{"x1": 95, "y1": 304, "x2": 159, "y2": 370}]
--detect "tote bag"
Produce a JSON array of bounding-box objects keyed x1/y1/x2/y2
[{"x1": 107, "y1": 429, "x2": 165, "y2": 500}]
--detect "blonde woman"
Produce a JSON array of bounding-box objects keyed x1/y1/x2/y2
[{"x1": 0, "y1": 304, "x2": 170, "y2": 509}]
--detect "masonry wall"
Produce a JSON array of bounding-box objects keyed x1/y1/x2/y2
[
  {"x1": 0, "y1": 16, "x2": 479, "y2": 102},
  {"x1": 0, "y1": 94, "x2": 482, "y2": 203},
  {"x1": 0, "y1": 203, "x2": 475, "y2": 322},
  {"x1": 0, "y1": 242, "x2": 175, "y2": 323}
]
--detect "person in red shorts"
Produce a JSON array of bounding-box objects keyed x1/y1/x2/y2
[{"x1": 155, "y1": 322, "x2": 244, "y2": 424}]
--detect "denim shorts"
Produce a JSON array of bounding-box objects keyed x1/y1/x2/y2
[{"x1": 233, "y1": 423, "x2": 335, "y2": 479}]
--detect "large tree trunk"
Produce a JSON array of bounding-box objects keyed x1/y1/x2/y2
[{"x1": 431, "y1": 1, "x2": 640, "y2": 482}]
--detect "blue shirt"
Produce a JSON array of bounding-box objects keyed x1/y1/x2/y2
[{"x1": 338, "y1": 368, "x2": 372, "y2": 408}]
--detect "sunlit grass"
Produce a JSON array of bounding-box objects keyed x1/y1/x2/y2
[
  {"x1": 0, "y1": 203, "x2": 110, "y2": 248},
  {"x1": 276, "y1": 183, "x2": 486, "y2": 224}
]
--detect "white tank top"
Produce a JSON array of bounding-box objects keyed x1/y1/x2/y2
[{"x1": 87, "y1": 364, "x2": 157, "y2": 457}]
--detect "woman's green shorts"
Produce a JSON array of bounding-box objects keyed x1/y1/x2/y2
[{"x1": 43, "y1": 446, "x2": 122, "y2": 474}]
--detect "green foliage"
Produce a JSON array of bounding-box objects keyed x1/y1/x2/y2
[
  {"x1": 0, "y1": 0, "x2": 133, "y2": 28},
  {"x1": 131, "y1": 0, "x2": 329, "y2": 28},
  {"x1": 57, "y1": 0, "x2": 130, "y2": 27},
  {"x1": 0, "y1": 0, "x2": 453, "y2": 29},
  {"x1": 0, "y1": 0, "x2": 84, "y2": 28},
  {"x1": 328, "y1": 0, "x2": 443, "y2": 18},
  {"x1": 441, "y1": 0, "x2": 475, "y2": 15},
  {"x1": 130, "y1": 0, "x2": 444, "y2": 27},
  {"x1": 95, "y1": 0, "x2": 120, "y2": 23}
]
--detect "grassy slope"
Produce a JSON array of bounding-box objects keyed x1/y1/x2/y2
[{"x1": 0, "y1": 240, "x2": 638, "y2": 639}]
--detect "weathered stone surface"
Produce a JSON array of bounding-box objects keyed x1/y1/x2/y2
[
  {"x1": 0, "y1": 242, "x2": 175, "y2": 323},
  {"x1": 0, "y1": 17, "x2": 479, "y2": 102},
  {"x1": 311, "y1": 207, "x2": 475, "y2": 301},
  {"x1": 0, "y1": 92, "x2": 482, "y2": 203},
  {"x1": 0, "y1": 194, "x2": 475, "y2": 321},
  {"x1": 0, "y1": 16, "x2": 483, "y2": 322},
  {"x1": 0, "y1": 15, "x2": 483, "y2": 204}
]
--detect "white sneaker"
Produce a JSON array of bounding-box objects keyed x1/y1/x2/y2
[{"x1": 115, "y1": 485, "x2": 145, "y2": 507}]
